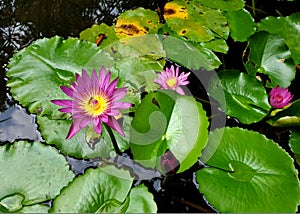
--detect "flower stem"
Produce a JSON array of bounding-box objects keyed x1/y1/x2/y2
[{"x1": 104, "y1": 124, "x2": 121, "y2": 155}]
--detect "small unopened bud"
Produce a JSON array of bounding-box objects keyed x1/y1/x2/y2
[{"x1": 160, "y1": 150, "x2": 180, "y2": 175}]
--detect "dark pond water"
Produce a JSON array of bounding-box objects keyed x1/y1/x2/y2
[{"x1": 1, "y1": 0, "x2": 300, "y2": 212}]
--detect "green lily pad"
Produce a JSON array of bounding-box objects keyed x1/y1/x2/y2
[
  {"x1": 208, "y1": 70, "x2": 271, "y2": 124},
  {"x1": 245, "y1": 31, "x2": 296, "y2": 88},
  {"x1": 79, "y1": 23, "x2": 119, "y2": 48},
  {"x1": 50, "y1": 165, "x2": 157, "y2": 213},
  {"x1": 0, "y1": 141, "x2": 74, "y2": 212},
  {"x1": 162, "y1": 36, "x2": 221, "y2": 70},
  {"x1": 225, "y1": 9, "x2": 256, "y2": 42},
  {"x1": 19, "y1": 204, "x2": 50, "y2": 213},
  {"x1": 37, "y1": 115, "x2": 131, "y2": 159},
  {"x1": 6, "y1": 36, "x2": 115, "y2": 119},
  {"x1": 130, "y1": 90, "x2": 209, "y2": 173},
  {"x1": 122, "y1": 184, "x2": 157, "y2": 213},
  {"x1": 200, "y1": 39, "x2": 228, "y2": 54},
  {"x1": 290, "y1": 127, "x2": 300, "y2": 166},
  {"x1": 194, "y1": 0, "x2": 245, "y2": 11},
  {"x1": 197, "y1": 127, "x2": 300, "y2": 212},
  {"x1": 6, "y1": 35, "x2": 166, "y2": 158},
  {"x1": 6, "y1": 35, "x2": 165, "y2": 119},
  {"x1": 267, "y1": 100, "x2": 300, "y2": 127},
  {"x1": 258, "y1": 13, "x2": 300, "y2": 64}
]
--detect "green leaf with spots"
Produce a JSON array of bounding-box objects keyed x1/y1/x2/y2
[
  {"x1": 115, "y1": 7, "x2": 163, "y2": 38},
  {"x1": 258, "y1": 13, "x2": 300, "y2": 64},
  {"x1": 197, "y1": 127, "x2": 300, "y2": 212},
  {"x1": 79, "y1": 23, "x2": 119, "y2": 48},
  {"x1": 208, "y1": 70, "x2": 271, "y2": 124},
  {"x1": 164, "y1": 0, "x2": 229, "y2": 42},
  {"x1": 0, "y1": 141, "x2": 74, "y2": 213},
  {"x1": 245, "y1": 31, "x2": 296, "y2": 88},
  {"x1": 130, "y1": 90, "x2": 209, "y2": 173}
]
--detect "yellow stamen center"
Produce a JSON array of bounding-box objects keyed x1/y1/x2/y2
[
  {"x1": 166, "y1": 77, "x2": 177, "y2": 88},
  {"x1": 85, "y1": 95, "x2": 108, "y2": 116}
]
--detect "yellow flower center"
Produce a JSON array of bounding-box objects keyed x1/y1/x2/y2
[
  {"x1": 166, "y1": 77, "x2": 177, "y2": 88},
  {"x1": 85, "y1": 95, "x2": 109, "y2": 116}
]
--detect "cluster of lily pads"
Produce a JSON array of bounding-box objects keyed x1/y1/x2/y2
[{"x1": 3, "y1": 0, "x2": 300, "y2": 212}]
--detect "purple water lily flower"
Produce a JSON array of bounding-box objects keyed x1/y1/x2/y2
[
  {"x1": 52, "y1": 67, "x2": 131, "y2": 139},
  {"x1": 269, "y1": 86, "x2": 293, "y2": 108},
  {"x1": 154, "y1": 65, "x2": 190, "y2": 95}
]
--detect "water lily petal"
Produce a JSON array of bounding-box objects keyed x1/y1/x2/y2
[
  {"x1": 66, "y1": 118, "x2": 83, "y2": 139},
  {"x1": 60, "y1": 86, "x2": 75, "y2": 97},
  {"x1": 51, "y1": 99, "x2": 72, "y2": 107},
  {"x1": 106, "y1": 117, "x2": 125, "y2": 136}
]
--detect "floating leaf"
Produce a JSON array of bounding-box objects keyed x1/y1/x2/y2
[
  {"x1": 0, "y1": 141, "x2": 74, "y2": 212},
  {"x1": 162, "y1": 36, "x2": 221, "y2": 70},
  {"x1": 197, "y1": 127, "x2": 300, "y2": 212},
  {"x1": 164, "y1": 0, "x2": 229, "y2": 42},
  {"x1": 258, "y1": 13, "x2": 300, "y2": 64},
  {"x1": 37, "y1": 115, "x2": 131, "y2": 159},
  {"x1": 119, "y1": 184, "x2": 158, "y2": 213},
  {"x1": 19, "y1": 204, "x2": 50, "y2": 213},
  {"x1": 79, "y1": 23, "x2": 119, "y2": 48},
  {"x1": 6, "y1": 35, "x2": 165, "y2": 119},
  {"x1": 130, "y1": 90, "x2": 209, "y2": 173},
  {"x1": 50, "y1": 165, "x2": 157, "y2": 213},
  {"x1": 200, "y1": 39, "x2": 228, "y2": 54},
  {"x1": 267, "y1": 100, "x2": 300, "y2": 127},
  {"x1": 208, "y1": 70, "x2": 271, "y2": 124},
  {"x1": 245, "y1": 31, "x2": 296, "y2": 88},
  {"x1": 115, "y1": 7, "x2": 162, "y2": 38},
  {"x1": 290, "y1": 127, "x2": 300, "y2": 166},
  {"x1": 225, "y1": 9, "x2": 256, "y2": 42},
  {"x1": 6, "y1": 36, "x2": 115, "y2": 119},
  {"x1": 194, "y1": 0, "x2": 245, "y2": 11}
]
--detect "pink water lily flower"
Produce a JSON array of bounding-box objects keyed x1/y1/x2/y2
[
  {"x1": 154, "y1": 65, "x2": 190, "y2": 95},
  {"x1": 269, "y1": 86, "x2": 293, "y2": 108},
  {"x1": 52, "y1": 67, "x2": 131, "y2": 139}
]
